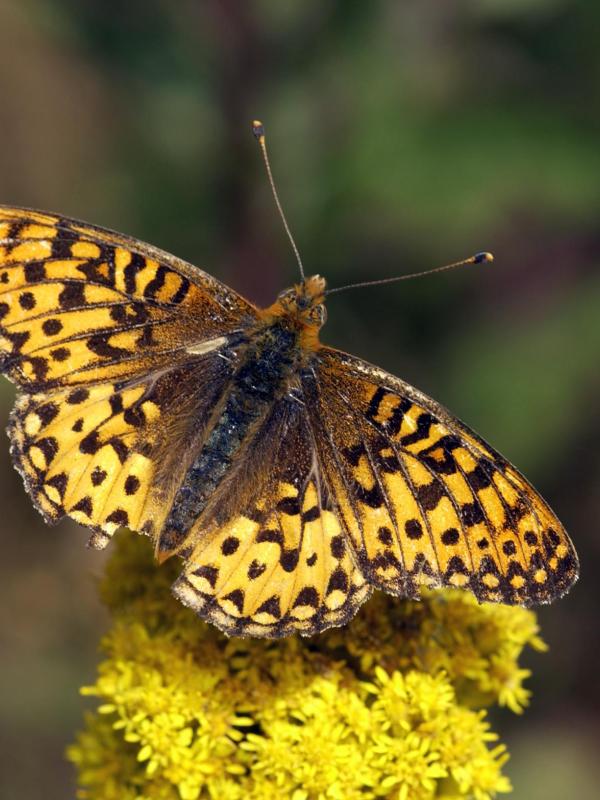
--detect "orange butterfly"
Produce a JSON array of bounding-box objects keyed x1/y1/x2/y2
[{"x1": 0, "y1": 123, "x2": 578, "y2": 637}]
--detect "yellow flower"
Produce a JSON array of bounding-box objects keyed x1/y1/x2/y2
[{"x1": 68, "y1": 531, "x2": 544, "y2": 799}]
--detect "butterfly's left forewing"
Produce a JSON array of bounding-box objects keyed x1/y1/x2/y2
[
  {"x1": 302, "y1": 347, "x2": 578, "y2": 607},
  {"x1": 0, "y1": 205, "x2": 257, "y2": 391}
]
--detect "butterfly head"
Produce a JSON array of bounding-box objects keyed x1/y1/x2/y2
[
  {"x1": 261, "y1": 275, "x2": 327, "y2": 345},
  {"x1": 278, "y1": 275, "x2": 327, "y2": 323}
]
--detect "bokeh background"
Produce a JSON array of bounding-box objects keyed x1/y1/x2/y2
[{"x1": 0, "y1": 1, "x2": 598, "y2": 798}]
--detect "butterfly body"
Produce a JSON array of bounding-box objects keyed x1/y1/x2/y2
[
  {"x1": 160, "y1": 276, "x2": 326, "y2": 554},
  {"x1": 0, "y1": 206, "x2": 578, "y2": 638}
]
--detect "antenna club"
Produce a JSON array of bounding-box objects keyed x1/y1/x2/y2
[
  {"x1": 473, "y1": 251, "x2": 494, "y2": 264},
  {"x1": 252, "y1": 120, "x2": 265, "y2": 140}
]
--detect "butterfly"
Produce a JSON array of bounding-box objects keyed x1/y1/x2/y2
[{"x1": 0, "y1": 142, "x2": 578, "y2": 638}]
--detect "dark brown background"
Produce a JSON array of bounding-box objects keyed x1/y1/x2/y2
[{"x1": 0, "y1": 2, "x2": 598, "y2": 797}]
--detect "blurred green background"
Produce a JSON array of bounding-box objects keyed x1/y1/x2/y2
[{"x1": 0, "y1": 1, "x2": 598, "y2": 798}]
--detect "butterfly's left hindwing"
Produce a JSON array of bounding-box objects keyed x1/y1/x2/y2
[
  {"x1": 303, "y1": 348, "x2": 578, "y2": 607},
  {"x1": 7, "y1": 354, "x2": 237, "y2": 548}
]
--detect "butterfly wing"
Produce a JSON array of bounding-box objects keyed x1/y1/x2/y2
[
  {"x1": 1, "y1": 206, "x2": 257, "y2": 542},
  {"x1": 0, "y1": 206, "x2": 257, "y2": 390},
  {"x1": 301, "y1": 347, "x2": 578, "y2": 607},
  {"x1": 173, "y1": 395, "x2": 371, "y2": 637},
  {"x1": 8, "y1": 353, "x2": 238, "y2": 547}
]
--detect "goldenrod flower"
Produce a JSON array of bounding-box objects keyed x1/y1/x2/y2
[{"x1": 68, "y1": 532, "x2": 545, "y2": 799}]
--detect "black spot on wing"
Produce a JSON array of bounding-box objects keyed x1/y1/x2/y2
[
  {"x1": 326, "y1": 568, "x2": 348, "y2": 594},
  {"x1": 302, "y1": 506, "x2": 320, "y2": 523},
  {"x1": 416, "y1": 480, "x2": 445, "y2": 511},
  {"x1": 256, "y1": 529, "x2": 284, "y2": 547},
  {"x1": 221, "y1": 536, "x2": 240, "y2": 556},
  {"x1": 466, "y1": 463, "x2": 493, "y2": 491},
  {"x1": 192, "y1": 565, "x2": 219, "y2": 588},
  {"x1": 256, "y1": 595, "x2": 281, "y2": 618},
  {"x1": 45, "y1": 472, "x2": 68, "y2": 499},
  {"x1": 170, "y1": 276, "x2": 190, "y2": 305},
  {"x1": 293, "y1": 586, "x2": 319, "y2": 608},
  {"x1": 277, "y1": 496, "x2": 301, "y2": 515},
  {"x1": 91, "y1": 467, "x2": 107, "y2": 486},
  {"x1": 124, "y1": 475, "x2": 140, "y2": 495},
  {"x1": 42, "y1": 319, "x2": 63, "y2": 336},
  {"x1": 405, "y1": 519, "x2": 423, "y2": 540},
  {"x1": 441, "y1": 528, "x2": 460, "y2": 545},
  {"x1": 248, "y1": 560, "x2": 267, "y2": 580},
  {"x1": 37, "y1": 402, "x2": 59, "y2": 427},
  {"x1": 67, "y1": 388, "x2": 89, "y2": 404},
  {"x1": 106, "y1": 509, "x2": 129, "y2": 526},
  {"x1": 330, "y1": 535, "x2": 345, "y2": 559},
  {"x1": 72, "y1": 496, "x2": 93, "y2": 517},
  {"x1": 51, "y1": 226, "x2": 78, "y2": 259},
  {"x1": 377, "y1": 526, "x2": 393, "y2": 546},
  {"x1": 19, "y1": 292, "x2": 36, "y2": 310},
  {"x1": 24, "y1": 262, "x2": 46, "y2": 283},
  {"x1": 354, "y1": 480, "x2": 384, "y2": 508},
  {"x1": 80, "y1": 431, "x2": 101, "y2": 455},
  {"x1": 58, "y1": 282, "x2": 85, "y2": 309},
  {"x1": 223, "y1": 588, "x2": 245, "y2": 613},
  {"x1": 461, "y1": 501, "x2": 485, "y2": 527}
]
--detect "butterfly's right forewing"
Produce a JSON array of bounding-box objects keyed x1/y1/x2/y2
[{"x1": 303, "y1": 347, "x2": 578, "y2": 607}]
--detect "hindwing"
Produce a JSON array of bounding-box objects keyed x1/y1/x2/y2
[
  {"x1": 8, "y1": 354, "x2": 237, "y2": 549},
  {"x1": 173, "y1": 397, "x2": 370, "y2": 637}
]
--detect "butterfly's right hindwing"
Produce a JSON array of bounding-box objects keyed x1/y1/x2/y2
[{"x1": 173, "y1": 396, "x2": 371, "y2": 638}]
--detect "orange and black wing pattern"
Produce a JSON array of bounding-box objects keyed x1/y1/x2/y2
[
  {"x1": 0, "y1": 206, "x2": 256, "y2": 543},
  {"x1": 0, "y1": 206, "x2": 256, "y2": 391},
  {"x1": 0, "y1": 203, "x2": 578, "y2": 638},
  {"x1": 303, "y1": 348, "x2": 578, "y2": 607},
  {"x1": 173, "y1": 395, "x2": 370, "y2": 637}
]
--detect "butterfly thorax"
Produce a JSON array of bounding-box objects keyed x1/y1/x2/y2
[{"x1": 158, "y1": 276, "x2": 327, "y2": 556}]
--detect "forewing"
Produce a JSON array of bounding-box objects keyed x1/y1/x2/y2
[
  {"x1": 302, "y1": 348, "x2": 578, "y2": 606},
  {"x1": 8, "y1": 353, "x2": 236, "y2": 548},
  {"x1": 0, "y1": 206, "x2": 258, "y2": 390},
  {"x1": 173, "y1": 397, "x2": 371, "y2": 638}
]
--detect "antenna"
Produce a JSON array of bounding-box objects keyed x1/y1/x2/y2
[
  {"x1": 252, "y1": 120, "x2": 305, "y2": 281},
  {"x1": 325, "y1": 252, "x2": 494, "y2": 296}
]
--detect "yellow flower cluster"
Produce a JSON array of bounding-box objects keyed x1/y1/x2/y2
[{"x1": 68, "y1": 532, "x2": 546, "y2": 799}]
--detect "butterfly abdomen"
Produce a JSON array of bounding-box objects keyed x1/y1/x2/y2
[{"x1": 158, "y1": 320, "x2": 303, "y2": 554}]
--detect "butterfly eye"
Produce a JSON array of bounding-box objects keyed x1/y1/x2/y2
[{"x1": 309, "y1": 304, "x2": 327, "y2": 326}]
